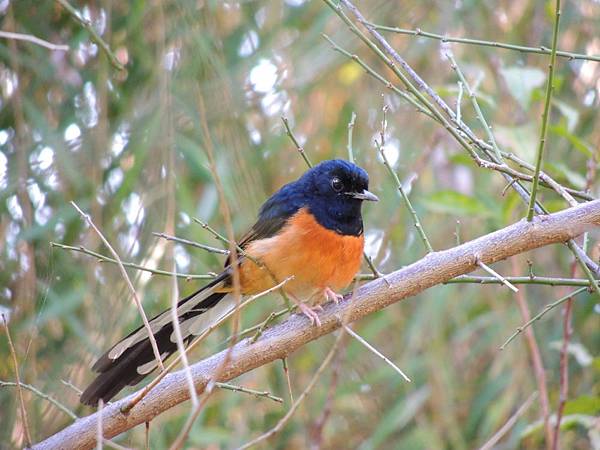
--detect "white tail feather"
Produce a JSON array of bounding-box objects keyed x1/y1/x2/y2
[{"x1": 108, "y1": 281, "x2": 227, "y2": 360}]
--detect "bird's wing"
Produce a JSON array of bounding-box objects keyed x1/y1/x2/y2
[{"x1": 227, "y1": 182, "x2": 305, "y2": 265}]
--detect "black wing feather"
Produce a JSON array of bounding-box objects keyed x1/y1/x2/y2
[
  {"x1": 82, "y1": 182, "x2": 306, "y2": 406},
  {"x1": 80, "y1": 272, "x2": 229, "y2": 406}
]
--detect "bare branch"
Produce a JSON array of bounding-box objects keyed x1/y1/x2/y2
[
  {"x1": 478, "y1": 392, "x2": 538, "y2": 450},
  {"x1": 70, "y1": 201, "x2": 165, "y2": 373},
  {"x1": 54, "y1": 0, "x2": 124, "y2": 70},
  {"x1": 476, "y1": 260, "x2": 518, "y2": 293},
  {"x1": 236, "y1": 330, "x2": 346, "y2": 449},
  {"x1": 31, "y1": 200, "x2": 600, "y2": 450},
  {"x1": 50, "y1": 242, "x2": 214, "y2": 280},
  {"x1": 0, "y1": 380, "x2": 78, "y2": 420},
  {"x1": 2, "y1": 315, "x2": 32, "y2": 446},
  {"x1": 343, "y1": 324, "x2": 411, "y2": 382},
  {"x1": 169, "y1": 264, "x2": 198, "y2": 407},
  {"x1": 0, "y1": 30, "x2": 68, "y2": 51},
  {"x1": 215, "y1": 382, "x2": 283, "y2": 404}
]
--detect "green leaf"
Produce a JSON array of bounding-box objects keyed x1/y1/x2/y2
[
  {"x1": 423, "y1": 190, "x2": 493, "y2": 217},
  {"x1": 563, "y1": 395, "x2": 600, "y2": 415},
  {"x1": 500, "y1": 66, "x2": 546, "y2": 110}
]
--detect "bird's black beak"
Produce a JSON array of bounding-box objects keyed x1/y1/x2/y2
[{"x1": 348, "y1": 189, "x2": 379, "y2": 202}]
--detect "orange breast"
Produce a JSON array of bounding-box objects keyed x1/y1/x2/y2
[{"x1": 238, "y1": 208, "x2": 364, "y2": 299}]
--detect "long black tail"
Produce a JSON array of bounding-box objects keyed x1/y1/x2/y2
[{"x1": 80, "y1": 273, "x2": 231, "y2": 406}]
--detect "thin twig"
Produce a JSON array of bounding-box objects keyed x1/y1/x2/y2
[
  {"x1": 250, "y1": 311, "x2": 277, "y2": 344},
  {"x1": 322, "y1": 33, "x2": 435, "y2": 120},
  {"x1": 0, "y1": 30, "x2": 69, "y2": 51},
  {"x1": 343, "y1": 324, "x2": 411, "y2": 382},
  {"x1": 455, "y1": 220, "x2": 461, "y2": 246},
  {"x1": 152, "y1": 232, "x2": 229, "y2": 255},
  {"x1": 551, "y1": 163, "x2": 600, "y2": 446},
  {"x1": 236, "y1": 330, "x2": 346, "y2": 450},
  {"x1": 169, "y1": 264, "x2": 198, "y2": 408},
  {"x1": 370, "y1": 23, "x2": 600, "y2": 62},
  {"x1": 54, "y1": 0, "x2": 124, "y2": 70},
  {"x1": 566, "y1": 240, "x2": 600, "y2": 298},
  {"x1": 2, "y1": 315, "x2": 32, "y2": 446},
  {"x1": 71, "y1": 202, "x2": 165, "y2": 373},
  {"x1": 447, "y1": 49, "x2": 584, "y2": 210},
  {"x1": 233, "y1": 306, "x2": 294, "y2": 342},
  {"x1": 192, "y1": 218, "x2": 234, "y2": 248},
  {"x1": 282, "y1": 358, "x2": 294, "y2": 403},
  {"x1": 323, "y1": 16, "x2": 597, "y2": 221},
  {"x1": 552, "y1": 261, "x2": 577, "y2": 450},
  {"x1": 375, "y1": 104, "x2": 433, "y2": 253},
  {"x1": 281, "y1": 116, "x2": 312, "y2": 167},
  {"x1": 476, "y1": 260, "x2": 518, "y2": 292},
  {"x1": 347, "y1": 112, "x2": 357, "y2": 163},
  {"x1": 446, "y1": 275, "x2": 598, "y2": 287},
  {"x1": 332, "y1": 0, "x2": 483, "y2": 160},
  {"x1": 215, "y1": 382, "x2": 283, "y2": 404},
  {"x1": 309, "y1": 338, "x2": 346, "y2": 449},
  {"x1": 0, "y1": 380, "x2": 78, "y2": 420},
  {"x1": 363, "y1": 254, "x2": 385, "y2": 280},
  {"x1": 526, "y1": 0, "x2": 562, "y2": 221},
  {"x1": 510, "y1": 259, "x2": 553, "y2": 449},
  {"x1": 330, "y1": 29, "x2": 588, "y2": 201},
  {"x1": 456, "y1": 81, "x2": 463, "y2": 125},
  {"x1": 500, "y1": 286, "x2": 588, "y2": 349},
  {"x1": 478, "y1": 392, "x2": 538, "y2": 450},
  {"x1": 502, "y1": 152, "x2": 592, "y2": 202},
  {"x1": 51, "y1": 242, "x2": 214, "y2": 280},
  {"x1": 446, "y1": 50, "x2": 503, "y2": 161},
  {"x1": 61, "y1": 379, "x2": 83, "y2": 396}
]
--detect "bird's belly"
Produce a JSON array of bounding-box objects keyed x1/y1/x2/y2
[{"x1": 239, "y1": 208, "x2": 364, "y2": 299}]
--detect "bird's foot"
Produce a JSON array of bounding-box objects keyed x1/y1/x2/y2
[
  {"x1": 323, "y1": 287, "x2": 344, "y2": 304},
  {"x1": 298, "y1": 303, "x2": 322, "y2": 327}
]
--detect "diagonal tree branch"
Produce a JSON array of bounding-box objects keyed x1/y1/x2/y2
[{"x1": 33, "y1": 200, "x2": 600, "y2": 450}]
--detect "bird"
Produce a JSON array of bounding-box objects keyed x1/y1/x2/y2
[{"x1": 80, "y1": 159, "x2": 378, "y2": 406}]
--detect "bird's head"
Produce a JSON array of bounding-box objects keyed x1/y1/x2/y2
[{"x1": 298, "y1": 159, "x2": 378, "y2": 236}]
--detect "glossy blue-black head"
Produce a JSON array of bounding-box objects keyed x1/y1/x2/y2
[
  {"x1": 257, "y1": 159, "x2": 377, "y2": 238},
  {"x1": 296, "y1": 159, "x2": 378, "y2": 236}
]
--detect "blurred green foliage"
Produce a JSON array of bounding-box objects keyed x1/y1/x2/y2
[{"x1": 0, "y1": 0, "x2": 598, "y2": 448}]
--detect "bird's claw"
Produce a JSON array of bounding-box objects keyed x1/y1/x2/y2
[
  {"x1": 324, "y1": 287, "x2": 344, "y2": 304},
  {"x1": 298, "y1": 303, "x2": 322, "y2": 327}
]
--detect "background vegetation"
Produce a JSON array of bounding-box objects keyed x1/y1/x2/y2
[{"x1": 0, "y1": 0, "x2": 598, "y2": 448}]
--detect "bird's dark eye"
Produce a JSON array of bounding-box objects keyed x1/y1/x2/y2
[{"x1": 331, "y1": 177, "x2": 344, "y2": 192}]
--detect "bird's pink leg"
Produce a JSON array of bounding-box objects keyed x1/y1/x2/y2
[
  {"x1": 297, "y1": 303, "x2": 322, "y2": 327},
  {"x1": 288, "y1": 293, "x2": 323, "y2": 326},
  {"x1": 323, "y1": 287, "x2": 344, "y2": 304}
]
